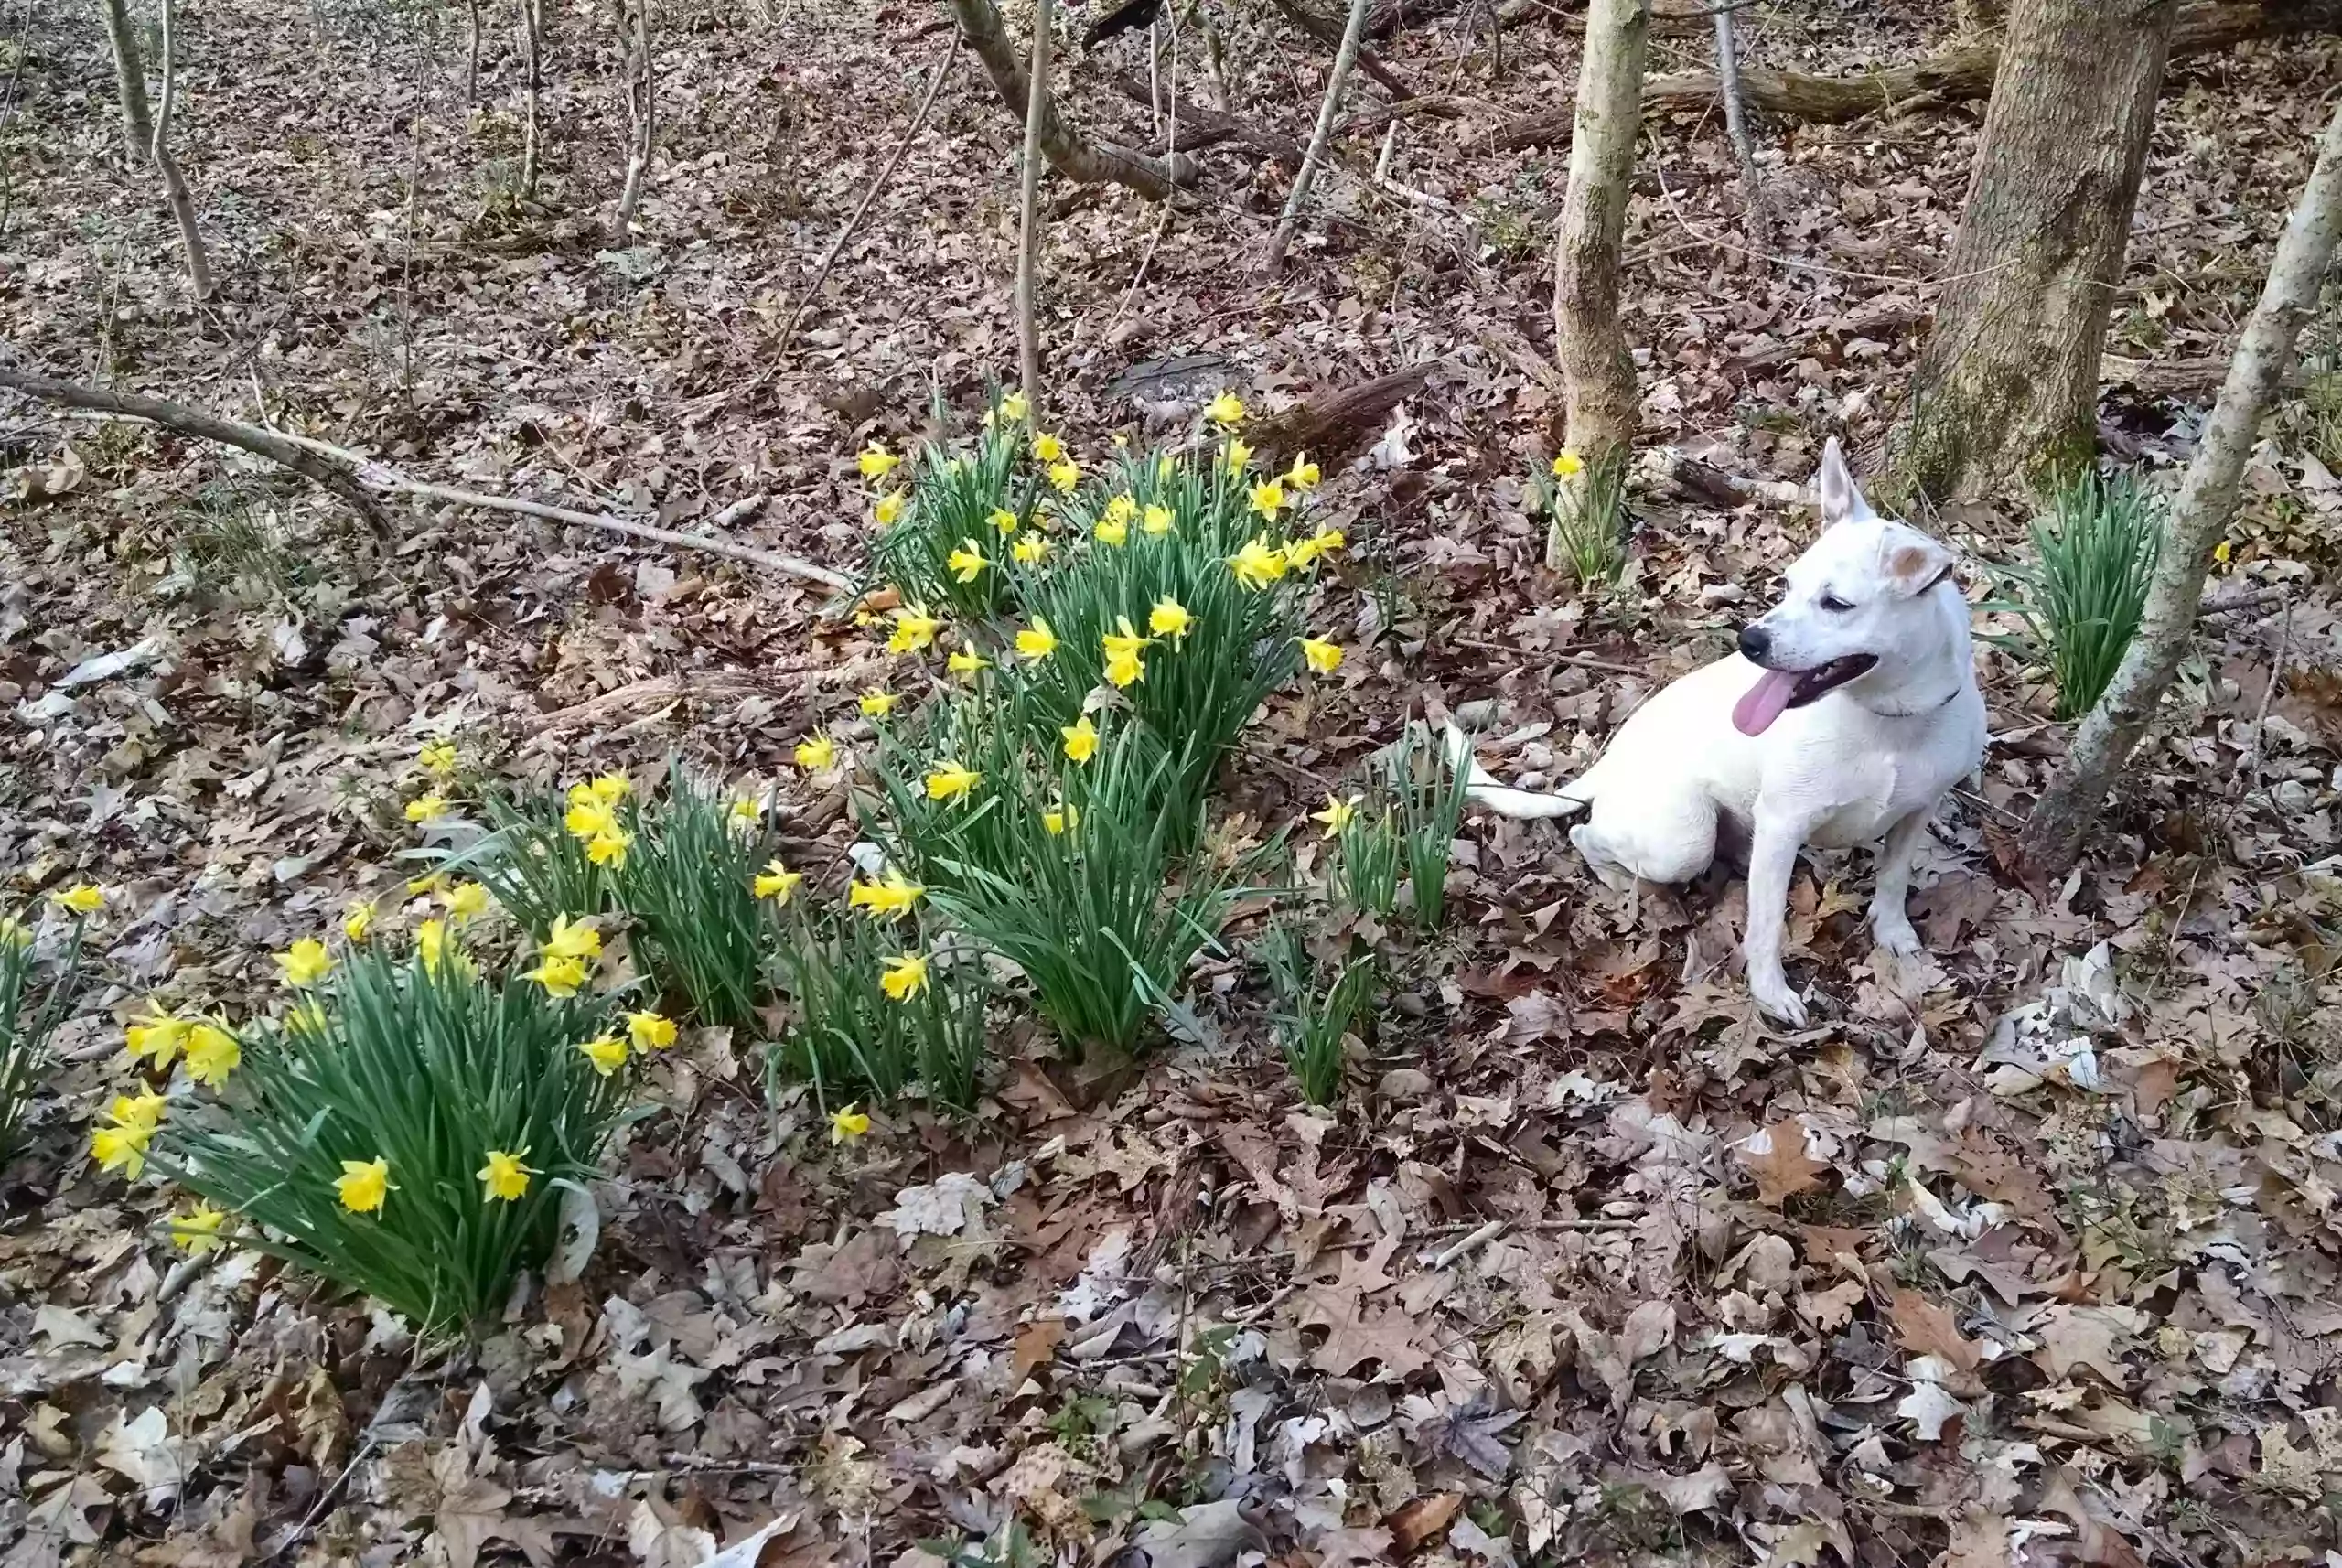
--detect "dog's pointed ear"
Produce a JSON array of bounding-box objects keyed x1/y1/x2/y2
[
  {"x1": 1882, "y1": 531, "x2": 1957, "y2": 598},
  {"x1": 1816, "y1": 436, "x2": 1876, "y2": 528}
]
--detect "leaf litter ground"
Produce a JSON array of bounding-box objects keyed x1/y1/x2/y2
[{"x1": 5, "y1": 0, "x2": 2342, "y2": 1564}]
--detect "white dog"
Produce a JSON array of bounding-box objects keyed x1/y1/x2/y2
[{"x1": 1452, "y1": 439, "x2": 1985, "y2": 1026}]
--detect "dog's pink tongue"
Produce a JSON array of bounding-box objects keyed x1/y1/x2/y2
[{"x1": 1733, "y1": 668, "x2": 1799, "y2": 736}]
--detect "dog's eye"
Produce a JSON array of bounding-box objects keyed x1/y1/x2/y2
[{"x1": 1820, "y1": 593, "x2": 1856, "y2": 613}]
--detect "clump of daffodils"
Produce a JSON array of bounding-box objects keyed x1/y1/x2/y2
[{"x1": 134, "y1": 937, "x2": 631, "y2": 1335}]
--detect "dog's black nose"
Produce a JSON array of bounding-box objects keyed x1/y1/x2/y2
[{"x1": 1738, "y1": 624, "x2": 1771, "y2": 661}]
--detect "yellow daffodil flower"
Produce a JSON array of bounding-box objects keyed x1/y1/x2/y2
[
  {"x1": 628, "y1": 1010, "x2": 678, "y2": 1051},
  {"x1": 91, "y1": 1123, "x2": 150, "y2": 1178},
  {"x1": 1286, "y1": 454, "x2": 1321, "y2": 489},
  {"x1": 125, "y1": 1004, "x2": 189, "y2": 1067},
  {"x1": 795, "y1": 733, "x2": 838, "y2": 770},
  {"x1": 183, "y1": 1024, "x2": 240, "y2": 1088},
  {"x1": 342, "y1": 900, "x2": 376, "y2": 941},
  {"x1": 1301, "y1": 637, "x2": 1345, "y2": 674},
  {"x1": 169, "y1": 1205, "x2": 227, "y2": 1254},
  {"x1": 1148, "y1": 597, "x2": 1194, "y2": 642},
  {"x1": 108, "y1": 1091, "x2": 167, "y2": 1134},
  {"x1": 860, "y1": 689, "x2": 900, "y2": 718},
  {"x1": 1103, "y1": 494, "x2": 1138, "y2": 528},
  {"x1": 578, "y1": 1034, "x2": 628, "y2": 1077},
  {"x1": 831, "y1": 1104, "x2": 872, "y2": 1143},
  {"x1": 337, "y1": 1157, "x2": 393, "y2": 1214},
  {"x1": 1015, "y1": 617, "x2": 1058, "y2": 660},
  {"x1": 586, "y1": 828, "x2": 631, "y2": 868},
  {"x1": 1062, "y1": 714, "x2": 1099, "y2": 764},
  {"x1": 1047, "y1": 459, "x2": 1080, "y2": 494},
  {"x1": 1313, "y1": 795, "x2": 1359, "y2": 839},
  {"x1": 926, "y1": 762, "x2": 981, "y2": 802},
  {"x1": 1043, "y1": 800, "x2": 1078, "y2": 835},
  {"x1": 1552, "y1": 449, "x2": 1585, "y2": 478},
  {"x1": 406, "y1": 794, "x2": 448, "y2": 824},
  {"x1": 419, "y1": 738, "x2": 458, "y2": 776},
  {"x1": 859, "y1": 445, "x2": 902, "y2": 480},
  {"x1": 442, "y1": 881, "x2": 491, "y2": 921},
  {"x1": 288, "y1": 999, "x2": 329, "y2": 1036},
  {"x1": 526, "y1": 954, "x2": 588, "y2": 998},
  {"x1": 948, "y1": 643, "x2": 989, "y2": 680},
  {"x1": 887, "y1": 603, "x2": 940, "y2": 655},
  {"x1": 847, "y1": 869, "x2": 924, "y2": 918},
  {"x1": 990, "y1": 507, "x2": 1021, "y2": 536},
  {"x1": 275, "y1": 938, "x2": 334, "y2": 988},
  {"x1": 1032, "y1": 431, "x2": 1065, "y2": 463},
  {"x1": 1101, "y1": 618, "x2": 1152, "y2": 688},
  {"x1": 1250, "y1": 477, "x2": 1288, "y2": 520},
  {"x1": 947, "y1": 542, "x2": 989, "y2": 584},
  {"x1": 729, "y1": 794, "x2": 765, "y2": 825},
  {"x1": 1095, "y1": 514, "x2": 1129, "y2": 547},
  {"x1": 879, "y1": 951, "x2": 929, "y2": 1001},
  {"x1": 1205, "y1": 391, "x2": 1246, "y2": 426},
  {"x1": 585, "y1": 774, "x2": 630, "y2": 805},
  {"x1": 999, "y1": 390, "x2": 1029, "y2": 423},
  {"x1": 564, "y1": 796, "x2": 615, "y2": 839},
  {"x1": 1143, "y1": 503, "x2": 1175, "y2": 535},
  {"x1": 1012, "y1": 533, "x2": 1052, "y2": 565},
  {"x1": 478, "y1": 1148, "x2": 535, "y2": 1202},
  {"x1": 1304, "y1": 527, "x2": 1345, "y2": 561},
  {"x1": 1228, "y1": 536, "x2": 1288, "y2": 590},
  {"x1": 416, "y1": 917, "x2": 450, "y2": 973},
  {"x1": 544, "y1": 915, "x2": 602, "y2": 962},
  {"x1": 755, "y1": 860, "x2": 804, "y2": 902},
  {"x1": 49, "y1": 884, "x2": 104, "y2": 916},
  {"x1": 1224, "y1": 438, "x2": 1252, "y2": 474},
  {"x1": 873, "y1": 491, "x2": 905, "y2": 528}
]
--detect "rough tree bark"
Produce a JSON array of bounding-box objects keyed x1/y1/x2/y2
[
  {"x1": 519, "y1": 0, "x2": 544, "y2": 194},
  {"x1": 2015, "y1": 100, "x2": 2342, "y2": 879},
  {"x1": 96, "y1": 0, "x2": 211, "y2": 298},
  {"x1": 1015, "y1": 0, "x2": 1053, "y2": 412},
  {"x1": 950, "y1": 0, "x2": 1195, "y2": 199},
  {"x1": 465, "y1": 0, "x2": 482, "y2": 104},
  {"x1": 1265, "y1": 0, "x2": 1370, "y2": 272},
  {"x1": 1888, "y1": 0, "x2": 2177, "y2": 501},
  {"x1": 1548, "y1": 0, "x2": 1646, "y2": 569},
  {"x1": 610, "y1": 0, "x2": 654, "y2": 239}
]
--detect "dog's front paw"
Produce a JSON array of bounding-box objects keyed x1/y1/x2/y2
[
  {"x1": 1748, "y1": 969, "x2": 1809, "y2": 1028},
  {"x1": 1871, "y1": 912, "x2": 1923, "y2": 957}
]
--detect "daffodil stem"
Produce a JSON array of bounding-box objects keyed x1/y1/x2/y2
[{"x1": 1015, "y1": 0, "x2": 1056, "y2": 416}]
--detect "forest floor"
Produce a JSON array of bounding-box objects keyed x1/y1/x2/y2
[{"x1": 5, "y1": 0, "x2": 2342, "y2": 1563}]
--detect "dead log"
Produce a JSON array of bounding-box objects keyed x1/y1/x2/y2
[
  {"x1": 1265, "y1": 0, "x2": 1420, "y2": 100},
  {"x1": 1090, "y1": 67, "x2": 1308, "y2": 167},
  {"x1": 1246, "y1": 366, "x2": 1433, "y2": 472},
  {"x1": 949, "y1": 0, "x2": 1195, "y2": 197},
  {"x1": 1638, "y1": 0, "x2": 2342, "y2": 125}
]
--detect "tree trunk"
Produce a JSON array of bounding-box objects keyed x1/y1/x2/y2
[
  {"x1": 520, "y1": 0, "x2": 543, "y2": 194},
  {"x1": 95, "y1": 0, "x2": 152, "y2": 164},
  {"x1": 2015, "y1": 100, "x2": 2342, "y2": 880},
  {"x1": 1888, "y1": 0, "x2": 2177, "y2": 500},
  {"x1": 1014, "y1": 0, "x2": 1052, "y2": 413},
  {"x1": 610, "y1": 0, "x2": 653, "y2": 239},
  {"x1": 465, "y1": 0, "x2": 481, "y2": 104},
  {"x1": 949, "y1": 0, "x2": 1195, "y2": 199},
  {"x1": 1265, "y1": 0, "x2": 1370, "y2": 272},
  {"x1": 1548, "y1": 0, "x2": 1645, "y2": 569}
]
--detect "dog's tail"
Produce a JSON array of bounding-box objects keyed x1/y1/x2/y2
[{"x1": 1442, "y1": 723, "x2": 1594, "y2": 821}]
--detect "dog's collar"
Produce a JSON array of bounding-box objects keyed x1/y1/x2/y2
[{"x1": 1861, "y1": 682, "x2": 1965, "y2": 719}]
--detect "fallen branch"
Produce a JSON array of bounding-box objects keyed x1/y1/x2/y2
[
  {"x1": 1268, "y1": 0, "x2": 1373, "y2": 272},
  {"x1": 1246, "y1": 365, "x2": 1432, "y2": 471},
  {"x1": 949, "y1": 0, "x2": 1195, "y2": 198},
  {"x1": 1265, "y1": 0, "x2": 1419, "y2": 101},
  {"x1": 0, "y1": 366, "x2": 853, "y2": 590},
  {"x1": 1092, "y1": 66, "x2": 1307, "y2": 167},
  {"x1": 0, "y1": 367, "x2": 387, "y2": 528},
  {"x1": 1628, "y1": 0, "x2": 2342, "y2": 127},
  {"x1": 772, "y1": 42, "x2": 956, "y2": 358}
]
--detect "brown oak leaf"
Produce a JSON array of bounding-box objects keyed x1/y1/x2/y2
[{"x1": 1740, "y1": 1117, "x2": 1828, "y2": 1206}]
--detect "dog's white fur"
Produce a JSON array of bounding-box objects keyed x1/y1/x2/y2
[{"x1": 1451, "y1": 438, "x2": 1986, "y2": 1026}]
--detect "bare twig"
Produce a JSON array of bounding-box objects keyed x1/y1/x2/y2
[
  {"x1": 610, "y1": 0, "x2": 656, "y2": 240},
  {"x1": 773, "y1": 38, "x2": 953, "y2": 359},
  {"x1": 1710, "y1": 3, "x2": 1770, "y2": 255},
  {"x1": 1267, "y1": 0, "x2": 1372, "y2": 271},
  {"x1": 1015, "y1": 0, "x2": 1055, "y2": 412}
]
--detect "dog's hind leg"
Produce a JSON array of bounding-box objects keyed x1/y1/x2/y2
[{"x1": 1570, "y1": 785, "x2": 1718, "y2": 888}]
